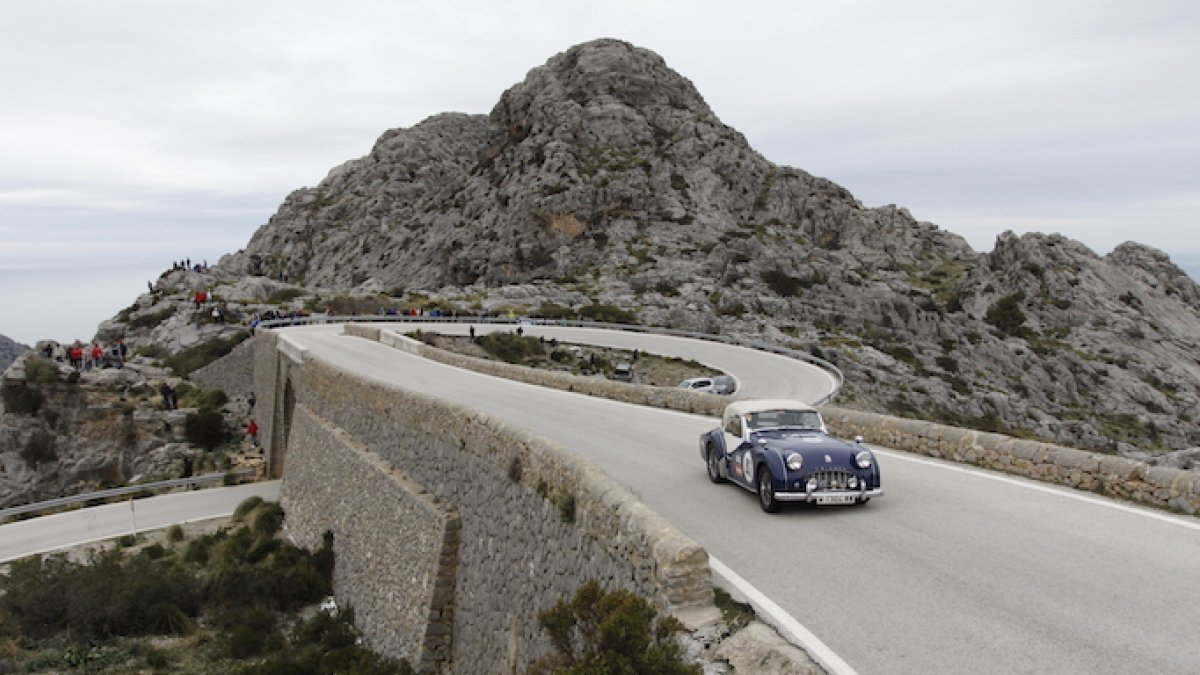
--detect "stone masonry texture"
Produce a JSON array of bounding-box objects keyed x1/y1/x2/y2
[{"x1": 253, "y1": 330, "x2": 714, "y2": 673}]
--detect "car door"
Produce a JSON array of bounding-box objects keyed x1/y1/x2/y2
[{"x1": 722, "y1": 416, "x2": 753, "y2": 488}]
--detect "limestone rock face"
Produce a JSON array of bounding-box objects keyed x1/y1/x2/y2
[
  {"x1": 11, "y1": 38, "x2": 1194, "y2": 481},
  {"x1": 0, "y1": 334, "x2": 28, "y2": 372},
  {"x1": 209, "y1": 38, "x2": 1200, "y2": 458}
]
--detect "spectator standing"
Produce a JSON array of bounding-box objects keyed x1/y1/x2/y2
[
  {"x1": 160, "y1": 382, "x2": 177, "y2": 410},
  {"x1": 247, "y1": 419, "x2": 259, "y2": 448}
]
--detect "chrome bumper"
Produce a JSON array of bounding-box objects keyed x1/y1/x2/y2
[{"x1": 774, "y1": 488, "x2": 884, "y2": 504}]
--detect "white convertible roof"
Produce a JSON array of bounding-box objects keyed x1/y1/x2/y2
[{"x1": 722, "y1": 399, "x2": 816, "y2": 427}]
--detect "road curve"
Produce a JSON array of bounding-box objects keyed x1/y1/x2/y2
[
  {"x1": 380, "y1": 321, "x2": 840, "y2": 402},
  {"x1": 0, "y1": 481, "x2": 280, "y2": 564},
  {"x1": 283, "y1": 323, "x2": 1200, "y2": 675}
]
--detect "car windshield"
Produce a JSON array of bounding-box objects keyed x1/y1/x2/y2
[{"x1": 745, "y1": 409, "x2": 822, "y2": 431}]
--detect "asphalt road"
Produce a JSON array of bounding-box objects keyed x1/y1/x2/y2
[
  {"x1": 284, "y1": 323, "x2": 1200, "y2": 675},
  {"x1": 5, "y1": 323, "x2": 1198, "y2": 674},
  {"x1": 0, "y1": 481, "x2": 280, "y2": 564},
  {"x1": 376, "y1": 320, "x2": 841, "y2": 401}
]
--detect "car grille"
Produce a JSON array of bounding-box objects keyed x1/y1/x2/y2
[{"x1": 808, "y1": 469, "x2": 856, "y2": 490}]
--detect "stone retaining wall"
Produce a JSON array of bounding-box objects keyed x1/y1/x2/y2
[
  {"x1": 253, "y1": 330, "x2": 716, "y2": 673},
  {"x1": 281, "y1": 404, "x2": 458, "y2": 669},
  {"x1": 821, "y1": 407, "x2": 1200, "y2": 515},
  {"x1": 348, "y1": 323, "x2": 1200, "y2": 516},
  {"x1": 189, "y1": 336, "x2": 256, "y2": 396}
]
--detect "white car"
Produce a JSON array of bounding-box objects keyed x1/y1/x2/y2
[{"x1": 678, "y1": 375, "x2": 736, "y2": 394}]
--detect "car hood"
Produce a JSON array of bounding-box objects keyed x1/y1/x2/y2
[{"x1": 754, "y1": 433, "x2": 861, "y2": 462}]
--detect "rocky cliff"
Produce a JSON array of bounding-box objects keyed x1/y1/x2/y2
[
  {"x1": 0, "y1": 335, "x2": 28, "y2": 372},
  {"x1": 211, "y1": 38, "x2": 1200, "y2": 462}
]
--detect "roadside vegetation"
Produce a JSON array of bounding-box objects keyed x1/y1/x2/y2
[
  {"x1": 410, "y1": 330, "x2": 719, "y2": 386},
  {"x1": 528, "y1": 580, "x2": 700, "y2": 675},
  {"x1": 0, "y1": 498, "x2": 409, "y2": 674}
]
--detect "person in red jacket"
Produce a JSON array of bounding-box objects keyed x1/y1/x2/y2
[{"x1": 247, "y1": 419, "x2": 259, "y2": 448}]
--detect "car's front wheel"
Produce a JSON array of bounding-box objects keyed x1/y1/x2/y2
[
  {"x1": 706, "y1": 444, "x2": 727, "y2": 484},
  {"x1": 757, "y1": 468, "x2": 780, "y2": 513}
]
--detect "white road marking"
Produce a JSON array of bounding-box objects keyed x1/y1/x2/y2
[
  {"x1": 710, "y1": 555, "x2": 859, "y2": 675},
  {"x1": 875, "y1": 448, "x2": 1200, "y2": 531}
]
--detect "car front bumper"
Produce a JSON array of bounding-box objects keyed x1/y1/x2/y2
[{"x1": 774, "y1": 488, "x2": 884, "y2": 504}]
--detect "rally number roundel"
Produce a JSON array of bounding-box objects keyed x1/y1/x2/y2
[{"x1": 742, "y1": 453, "x2": 754, "y2": 482}]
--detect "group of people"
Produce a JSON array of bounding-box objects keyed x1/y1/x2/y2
[
  {"x1": 41, "y1": 339, "x2": 128, "y2": 371},
  {"x1": 172, "y1": 258, "x2": 209, "y2": 274}
]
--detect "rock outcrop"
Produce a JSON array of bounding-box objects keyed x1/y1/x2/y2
[
  {"x1": 209, "y1": 38, "x2": 1200, "y2": 460},
  {"x1": 0, "y1": 334, "x2": 28, "y2": 372}
]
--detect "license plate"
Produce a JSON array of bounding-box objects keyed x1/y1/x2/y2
[{"x1": 816, "y1": 494, "x2": 856, "y2": 505}]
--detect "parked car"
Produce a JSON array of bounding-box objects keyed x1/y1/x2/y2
[
  {"x1": 678, "y1": 375, "x2": 736, "y2": 394},
  {"x1": 613, "y1": 362, "x2": 635, "y2": 382},
  {"x1": 699, "y1": 399, "x2": 882, "y2": 512}
]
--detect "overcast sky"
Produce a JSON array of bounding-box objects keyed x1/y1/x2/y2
[{"x1": 2, "y1": 0, "x2": 1198, "y2": 346}]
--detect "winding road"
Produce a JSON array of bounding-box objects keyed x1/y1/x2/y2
[{"x1": 6, "y1": 322, "x2": 1199, "y2": 674}]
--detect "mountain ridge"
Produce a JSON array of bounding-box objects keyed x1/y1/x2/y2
[{"x1": 6, "y1": 38, "x2": 1197, "y2": 502}]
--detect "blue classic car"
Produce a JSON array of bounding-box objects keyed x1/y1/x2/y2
[{"x1": 700, "y1": 399, "x2": 883, "y2": 512}]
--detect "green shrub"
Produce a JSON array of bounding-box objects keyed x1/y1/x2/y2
[
  {"x1": 529, "y1": 580, "x2": 699, "y2": 675},
  {"x1": 985, "y1": 292, "x2": 1032, "y2": 338},
  {"x1": 166, "y1": 524, "x2": 185, "y2": 543},
  {"x1": 164, "y1": 331, "x2": 250, "y2": 377},
  {"x1": 267, "y1": 287, "x2": 306, "y2": 304},
  {"x1": 236, "y1": 607, "x2": 411, "y2": 675},
  {"x1": 20, "y1": 431, "x2": 57, "y2": 467},
  {"x1": 217, "y1": 607, "x2": 284, "y2": 658},
  {"x1": 761, "y1": 269, "x2": 804, "y2": 297},
  {"x1": 128, "y1": 306, "x2": 176, "y2": 329},
  {"x1": 177, "y1": 384, "x2": 228, "y2": 411},
  {"x1": 184, "y1": 410, "x2": 227, "y2": 450},
  {"x1": 578, "y1": 303, "x2": 638, "y2": 325},
  {"x1": 2, "y1": 383, "x2": 45, "y2": 415},
  {"x1": 536, "y1": 302, "x2": 576, "y2": 320},
  {"x1": 232, "y1": 496, "x2": 265, "y2": 522},
  {"x1": 250, "y1": 502, "x2": 285, "y2": 538},
  {"x1": 23, "y1": 357, "x2": 59, "y2": 383},
  {"x1": 477, "y1": 332, "x2": 545, "y2": 364},
  {"x1": 0, "y1": 549, "x2": 202, "y2": 641}
]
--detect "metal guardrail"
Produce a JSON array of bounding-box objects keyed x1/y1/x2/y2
[
  {"x1": 259, "y1": 314, "x2": 845, "y2": 404},
  {"x1": 0, "y1": 469, "x2": 256, "y2": 521}
]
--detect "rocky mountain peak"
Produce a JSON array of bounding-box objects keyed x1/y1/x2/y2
[
  {"x1": 204, "y1": 39, "x2": 1200, "y2": 461},
  {"x1": 490, "y1": 39, "x2": 715, "y2": 149}
]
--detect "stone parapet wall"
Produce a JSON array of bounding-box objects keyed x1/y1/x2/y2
[
  {"x1": 346, "y1": 323, "x2": 727, "y2": 416},
  {"x1": 346, "y1": 323, "x2": 1200, "y2": 516},
  {"x1": 253, "y1": 330, "x2": 716, "y2": 672},
  {"x1": 822, "y1": 407, "x2": 1200, "y2": 515}
]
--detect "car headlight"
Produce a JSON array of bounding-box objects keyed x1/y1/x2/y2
[
  {"x1": 855, "y1": 451, "x2": 873, "y2": 469},
  {"x1": 786, "y1": 453, "x2": 803, "y2": 471}
]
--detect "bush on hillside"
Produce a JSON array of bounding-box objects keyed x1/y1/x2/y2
[
  {"x1": 164, "y1": 331, "x2": 250, "y2": 377},
  {"x1": 529, "y1": 580, "x2": 699, "y2": 675},
  {"x1": 578, "y1": 303, "x2": 638, "y2": 325},
  {"x1": 185, "y1": 410, "x2": 227, "y2": 450},
  {"x1": 20, "y1": 431, "x2": 57, "y2": 467},
  {"x1": 477, "y1": 332, "x2": 545, "y2": 364},
  {"x1": 2, "y1": 383, "x2": 45, "y2": 415},
  {"x1": 24, "y1": 357, "x2": 59, "y2": 383}
]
